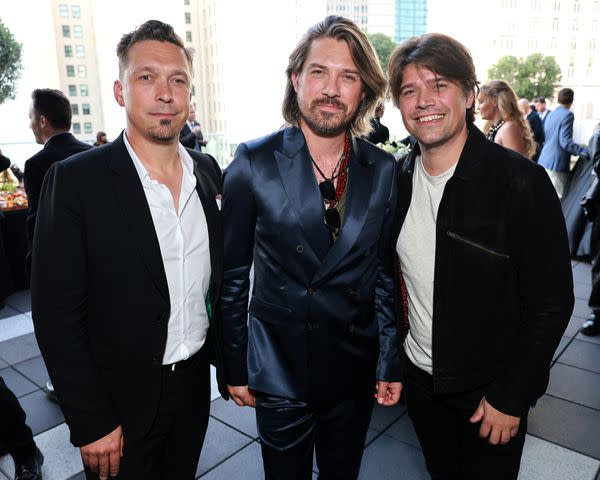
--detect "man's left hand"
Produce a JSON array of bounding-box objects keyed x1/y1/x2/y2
[
  {"x1": 374, "y1": 381, "x2": 402, "y2": 406},
  {"x1": 469, "y1": 397, "x2": 520, "y2": 445}
]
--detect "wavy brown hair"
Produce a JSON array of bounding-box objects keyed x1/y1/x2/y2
[
  {"x1": 282, "y1": 15, "x2": 387, "y2": 137},
  {"x1": 481, "y1": 80, "x2": 536, "y2": 159}
]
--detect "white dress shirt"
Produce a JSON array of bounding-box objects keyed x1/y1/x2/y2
[{"x1": 124, "y1": 133, "x2": 211, "y2": 365}]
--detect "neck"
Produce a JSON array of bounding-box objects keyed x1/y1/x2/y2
[
  {"x1": 492, "y1": 112, "x2": 503, "y2": 124},
  {"x1": 300, "y1": 121, "x2": 346, "y2": 164},
  {"x1": 419, "y1": 124, "x2": 468, "y2": 176},
  {"x1": 125, "y1": 129, "x2": 180, "y2": 174},
  {"x1": 42, "y1": 128, "x2": 68, "y2": 144}
]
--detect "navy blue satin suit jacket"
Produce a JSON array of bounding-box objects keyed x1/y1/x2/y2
[{"x1": 222, "y1": 127, "x2": 400, "y2": 406}]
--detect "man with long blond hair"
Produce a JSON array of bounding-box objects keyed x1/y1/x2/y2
[{"x1": 222, "y1": 15, "x2": 401, "y2": 479}]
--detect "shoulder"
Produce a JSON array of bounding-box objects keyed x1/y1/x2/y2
[
  {"x1": 355, "y1": 137, "x2": 396, "y2": 170},
  {"x1": 242, "y1": 129, "x2": 285, "y2": 156},
  {"x1": 187, "y1": 148, "x2": 221, "y2": 180}
]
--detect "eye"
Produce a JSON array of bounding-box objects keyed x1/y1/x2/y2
[
  {"x1": 310, "y1": 68, "x2": 324, "y2": 76},
  {"x1": 435, "y1": 81, "x2": 448, "y2": 90},
  {"x1": 139, "y1": 74, "x2": 151, "y2": 81},
  {"x1": 401, "y1": 88, "x2": 415, "y2": 97}
]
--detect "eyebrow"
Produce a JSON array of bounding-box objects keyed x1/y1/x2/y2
[
  {"x1": 132, "y1": 66, "x2": 190, "y2": 77},
  {"x1": 400, "y1": 75, "x2": 449, "y2": 92},
  {"x1": 306, "y1": 62, "x2": 360, "y2": 75}
]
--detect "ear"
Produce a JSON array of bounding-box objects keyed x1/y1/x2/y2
[
  {"x1": 466, "y1": 90, "x2": 475, "y2": 110},
  {"x1": 113, "y1": 80, "x2": 125, "y2": 107},
  {"x1": 39, "y1": 115, "x2": 48, "y2": 129},
  {"x1": 291, "y1": 72, "x2": 299, "y2": 93}
]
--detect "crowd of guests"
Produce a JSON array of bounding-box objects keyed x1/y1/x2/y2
[{"x1": 0, "y1": 14, "x2": 596, "y2": 480}]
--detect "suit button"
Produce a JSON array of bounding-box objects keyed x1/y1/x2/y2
[
  {"x1": 348, "y1": 323, "x2": 355, "y2": 333},
  {"x1": 307, "y1": 322, "x2": 313, "y2": 331},
  {"x1": 308, "y1": 287, "x2": 316, "y2": 295},
  {"x1": 157, "y1": 314, "x2": 165, "y2": 323},
  {"x1": 349, "y1": 288, "x2": 358, "y2": 297},
  {"x1": 364, "y1": 249, "x2": 371, "y2": 256},
  {"x1": 153, "y1": 356, "x2": 161, "y2": 365},
  {"x1": 296, "y1": 245, "x2": 304, "y2": 254}
]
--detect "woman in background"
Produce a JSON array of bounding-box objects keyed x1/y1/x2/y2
[{"x1": 478, "y1": 80, "x2": 536, "y2": 159}]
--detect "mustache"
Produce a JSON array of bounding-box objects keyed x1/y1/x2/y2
[{"x1": 311, "y1": 97, "x2": 347, "y2": 110}]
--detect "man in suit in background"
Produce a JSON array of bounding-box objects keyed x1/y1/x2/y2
[
  {"x1": 179, "y1": 103, "x2": 208, "y2": 151},
  {"x1": 538, "y1": 88, "x2": 586, "y2": 198},
  {"x1": 24, "y1": 89, "x2": 92, "y2": 272},
  {"x1": 222, "y1": 15, "x2": 401, "y2": 479},
  {"x1": 518, "y1": 98, "x2": 544, "y2": 162},
  {"x1": 534, "y1": 96, "x2": 551, "y2": 124},
  {"x1": 32, "y1": 20, "x2": 226, "y2": 480}
]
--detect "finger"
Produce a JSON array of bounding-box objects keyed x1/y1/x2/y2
[
  {"x1": 108, "y1": 449, "x2": 121, "y2": 477},
  {"x1": 120, "y1": 433, "x2": 125, "y2": 457},
  {"x1": 98, "y1": 453, "x2": 110, "y2": 480},
  {"x1": 231, "y1": 395, "x2": 245, "y2": 407},
  {"x1": 510, "y1": 424, "x2": 520, "y2": 438},
  {"x1": 244, "y1": 392, "x2": 256, "y2": 408},
  {"x1": 469, "y1": 403, "x2": 484, "y2": 423},
  {"x1": 499, "y1": 428, "x2": 511, "y2": 445},
  {"x1": 87, "y1": 453, "x2": 99, "y2": 473},
  {"x1": 376, "y1": 381, "x2": 389, "y2": 404},
  {"x1": 478, "y1": 420, "x2": 491, "y2": 439},
  {"x1": 487, "y1": 426, "x2": 501, "y2": 446}
]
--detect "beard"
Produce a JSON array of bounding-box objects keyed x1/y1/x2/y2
[
  {"x1": 299, "y1": 97, "x2": 352, "y2": 137},
  {"x1": 147, "y1": 119, "x2": 178, "y2": 144}
]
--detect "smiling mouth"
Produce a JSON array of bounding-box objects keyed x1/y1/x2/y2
[{"x1": 417, "y1": 114, "x2": 444, "y2": 123}]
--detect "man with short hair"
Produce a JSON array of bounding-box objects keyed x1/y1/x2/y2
[
  {"x1": 222, "y1": 15, "x2": 401, "y2": 479},
  {"x1": 179, "y1": 104, "x2": 207, "y2": 151},
  {"x1": 534, "y1": 96, "x2": 551, "y2": 124},
  {"x1": 24, "y1": 89, "x2": 92, "y2": 271},
  {"x1": 538, "y1": 88, "x2": 587, "y2": 198},
  {"x1": 32, "y1": 20, "x2": 226, "y2": 480},
  {"x1": 388, "y1": 33, "x2": 573, "y2": 479}
]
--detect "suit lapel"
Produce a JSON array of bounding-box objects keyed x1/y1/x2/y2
[
  {"x1": 192, "y1": 156, "x2": 222, "y2": 303},
  {"x1": 312, "y1": 137, "x2": 374, "y2": 283},
  {"x1": 275, "y1": 128, "x2": 331, "y2": 261},
  {"x1": 108, "y1": 133, "x2": 170, "y2": 304}
]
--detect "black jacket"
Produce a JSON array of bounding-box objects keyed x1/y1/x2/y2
[
  {"x1": 393, "y1": 125, "x2": 573, "y2": 416},
  {"x1": 31, "y1": 133, "x2": 227, "y2": 446}
]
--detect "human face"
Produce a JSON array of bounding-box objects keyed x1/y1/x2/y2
[
  {"x1": 477, "y1": 93, "x2": 497, "y2": 121},
  {"x1": 113, "y1": 40, "x2": 191, "y2": 145},
  {"x1": 292, "y1": 37, "x2": 365, "y2": 137},
  {"x1": 187, "y1": 107, "x2": 196, "y2": 123},
  {"x1": 397, "y1": 63, "x2": 473, "y2": 151},
  {"x1": 534, "y1": 101, "x2": 546, "y2": 113},
  {"x1": 28, "y1": 103, "x2": 44, "y2": 145}
]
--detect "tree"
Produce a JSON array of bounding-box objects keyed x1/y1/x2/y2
[
  {"x1": 0, "y1": 19, "x2": 23, "y2": 104},
  {"x1": 367, "y1": 33, "x2": 397, "y2": 74},
  {"x1": 487, "y1": 53, "x2": 561, "y2": 100}
]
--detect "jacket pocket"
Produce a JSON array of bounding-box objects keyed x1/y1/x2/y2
[
  {"x1": 249, "y1": 296, "x2": 292, "y2": 325},
  {"x1": 446, "y1": 231, "x2": 510, "y2": 259}
]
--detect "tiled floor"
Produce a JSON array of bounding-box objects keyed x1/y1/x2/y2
[{"x1": 1, "y1": 259, "x2": 599, "y2": 479}]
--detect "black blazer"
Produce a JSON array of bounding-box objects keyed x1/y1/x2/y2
[
  {"x1": 31, "y1": 133, "x2": 227, "y2": 447},
  {"x1": 24, "y1": 132, "x2": 92, "y2": 251}
]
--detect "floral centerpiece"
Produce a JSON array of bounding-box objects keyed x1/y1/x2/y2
[{"x1": 376, "y1": 140, "x2": 411, "y2": 161}]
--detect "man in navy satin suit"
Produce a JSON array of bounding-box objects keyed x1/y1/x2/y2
[{"x1": 222, "y1": 15, "x2": 402, "y2": 480}]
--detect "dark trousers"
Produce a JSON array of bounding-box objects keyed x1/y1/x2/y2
[
  {"x1": 255, "y1": 390, "x2": 373, "y2": 480},
  {"x1": 403, "y1": 359, "x2": 527, "y2": 480},
  {"x1": 84, "y1": 347, "x2": 210, "y2": 480},
  {"x1": 589, "y1": 216, "x2": 600, "y2": 315},
  {"x1": 0, "y1": 376, "x2": 36, "y2": 463}
]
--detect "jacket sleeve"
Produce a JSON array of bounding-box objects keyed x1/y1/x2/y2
[
  {"x1": 31, "y1": 162, "x2": 118, "y2": 447},
  {"x1": 485, "y1": 165, "x2": 574, "y2": 416},
  {"x1": 24, "y1": 159, "x2": 43, "y2": 247},
  {"x1": 559, "y1": 112, "x2": 586, "y2": 157},
  {"x1": 221, "y1": 144, "x2": 256, "y2": 386},
  {"x1": 375, "y1": 158, "x2": 402, "y2": 381}
]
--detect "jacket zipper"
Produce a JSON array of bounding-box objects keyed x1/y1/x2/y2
[{"x1": 446, "y1": 231, "x2": 510, "y2": 259}]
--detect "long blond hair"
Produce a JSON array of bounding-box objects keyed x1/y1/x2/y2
[{"x1": 481, "y1": 80, "x2": 536, "y2": 159}]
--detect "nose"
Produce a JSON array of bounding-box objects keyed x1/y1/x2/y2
[
  {"x1": 155, "y1": 78, "x2": 173, "y2": 103},
  {"x1": 321, "y1": 74, "x2": 340, "y2": 98},
  {"x1": 415, "y1": 87, "x2": 435, "y2": 109}
]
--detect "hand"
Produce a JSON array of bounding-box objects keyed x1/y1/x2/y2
[
  {"x1": 228, "y1": 385, "x2": 256, "y2": 407},
  {"x1": 469, "y1": 397, "x2": 520, "y2": 445},
  {"x1": 374, "y1": 381, "x2": 402, "y2": 406},
  {"x1": 80, "y1": 425, "x2": 124, "y2": 479},
  {"x1": 192, "y1": 125, "x2": 203, "y2": 135}
]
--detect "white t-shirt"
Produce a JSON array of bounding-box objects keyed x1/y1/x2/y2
[{"x1": 396, "y1": 155, "x2": 457, "y2": 374}]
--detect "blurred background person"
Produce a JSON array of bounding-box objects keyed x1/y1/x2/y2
[
  {"x1": 179, "y1": 103, "x2": 208, "y2": 151},
  {"x1": 518, "y1": 98, "x2": 544, "y2": 162},
  {"x1": 365, "y1": 103, "x2": 390, "y2": 145},
  {"x1": 478, "y1": 80, "x2": 536, "y2": 159},
  {"x1": 93, "y1": 131, "x2": 108, "y2": 146},
  {"x1": 534, "y1": 96, "x2": 551, "y2": 125},
  {"x1": 538, "y1": 88, "x2": 587, "y2": 198}
]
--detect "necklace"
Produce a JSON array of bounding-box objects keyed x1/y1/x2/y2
[
  {"x1": 311, "y1": 133, "x2": 350, "y2": 208},
  {"x1": 487, "y1": 119, "x2": 505, "y2": 141}
]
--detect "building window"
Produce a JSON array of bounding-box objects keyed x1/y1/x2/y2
[
  {"x1": 73, "y1": 123, "x2": 81, "y2": 134},
  {"x1": 71, "y1": 104, "x2": 79, "y2": 115},
  {"x1": 84, "y1": 122, "x2": 93, "y2": 134},
  {"x1": 59, "y1": 4, "x2": 69, "y2": 16},
  {"x1": 186, "y1": 31, "x2": 192, "y2": 42},
  {"x1": 82, "y1": 103, "x2": 90, "y2": 115},
  {"x1": 77, "y1": 65, "x2": 87, "y2": 78},
  {"x1": 73, "y1": 25, "x2": 83, "y2": 38},
  {"x1": 71, "y1": 5, "x2": 81, "y2": 18},
  {"x1": 64, "y1": 45, "x2": 73, "y2": 57},
  {"x1": 184, "y1": 0, "x2": 190, "y2": 4},
  {"x1": 76, "y1": 45, "x2": 85, "y2": 57},
  {"x1": 68, "y1": 84, "x2": 77, "y2": 96},
  {"x1": 62, "y1": 25, "x2": 71, "y2": 37},
  {"x1": 80, "y1": 84, "x2": 88, "y2": 96},
  {"x1": 185, "y1": 12, "x2": 191, "y2": 24},
  {"x1": 66, "y1": 65, "x2": 75, "y2": 77}
]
